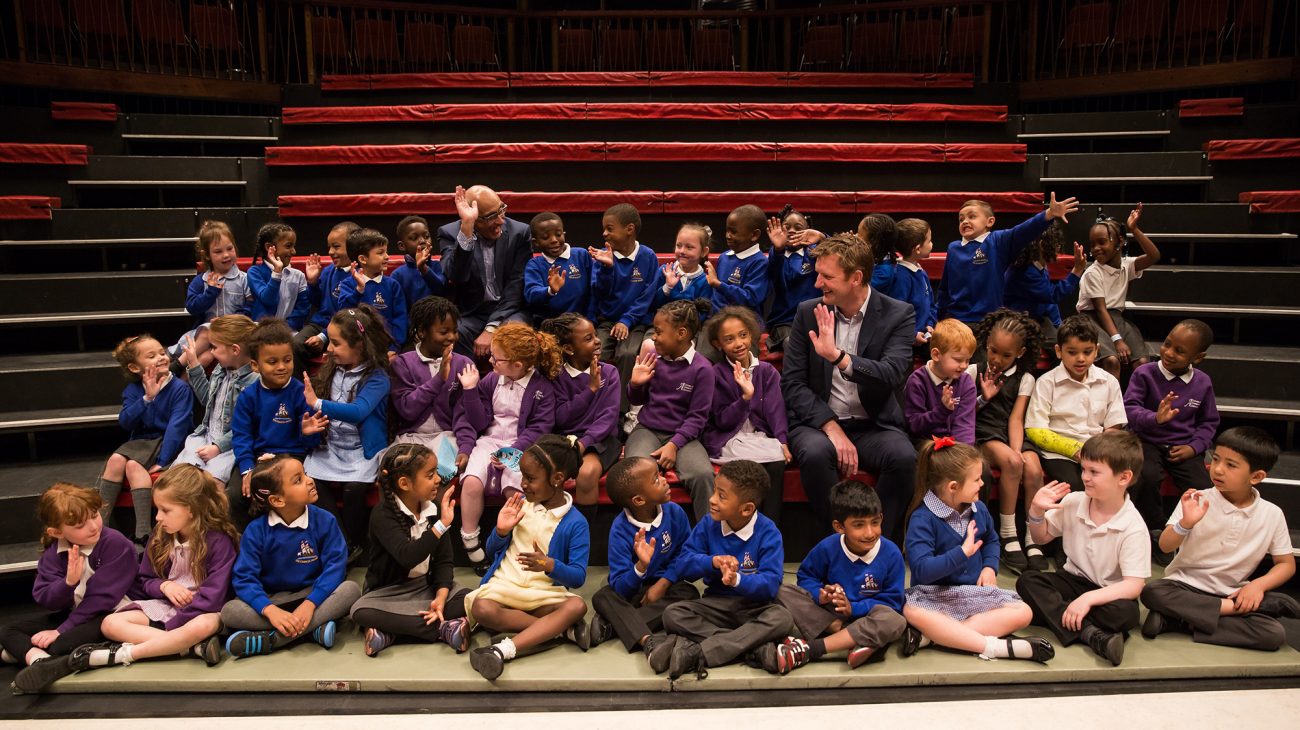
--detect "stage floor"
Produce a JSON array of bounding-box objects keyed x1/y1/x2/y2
[{"x1": 43, "y1": 566, "x2": 1300, "y2": 694}]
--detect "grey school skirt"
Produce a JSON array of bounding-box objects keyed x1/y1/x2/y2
[
  {"x1": 113, "y1": 437, "x2": 162, "y2": 468},
  {"x1": 351, "y1": 577, "x2": 468, "y2": 618},
  {"x1": 1088, "y1": 310, "x2": 1150, "y2": 361}
]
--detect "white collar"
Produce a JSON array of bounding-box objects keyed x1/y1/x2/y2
[
  {"x1": 924, "y1": 489, "x2": 979, "y2": 520},
  {"x1": 898, "y1": 259, "x2": 922, "y2": 273},
  {"x1": 415, "y1": 347, "x2": 443, "y2": 365},
  {"x1": 533, "y1": 491, "x2": 573, "y2": 518},
  {"x1": 1157, "y1": 360, "x2": 1195, "y2": 384},
  {"x1": 215, "y1": 267, "x2": 241, "y2": 281},
  {"x1": 563, "y1": 363, "x2": 585, "y2": 378},
  {"x1": 155, "y1": 372, "x2": 175, "y2": 392},
  {"x1": 542, "y1": 244, "x2": 571, "y2": 265},
  {"x1": 663, "y1": 345, "x2": 697, "y2": 364},
  {"x1": 784, "y1": 248, "x2": 805, "y2": 258},
  {"x1": 840, "y1": 534, "x2": 882, "y2": 563},
  {"x1": 395, "y1": 497, "x2": 438, "y2": 523},
  {"x1": 962, "y1": 231, "x2": 992, "y2": 245},
  {"x1": 675, "y1": 263, "x2": 705, "y2": 279},
  {"x1": 613, "y1": 242, "x2": 641, "y2": 261},
  {"x1": 1210, "y1": 486, "x2": 1260, "y2": 515},
  {"x1": 728, "y1": 244, "x2": 761, "y2": 260},
  {"x1": 924, "y1": 361, "x2": 952, "y2": 387},
  {"x1": 502, "y1": 368, "x2": 535, "y2": 391},
  {"x1": 268, "y1": 509, "x2": 310, "y2": 529},
  {"x1": 1051, "y1": 364, "x2": 1109, "y2": 386},
  {"x1": 364, "y1": 273, "x2": 384, "y2": 284},
  {"x1": 720, "y1": 511, "x2": 758, "y2": 540},
  {"x1": 56, "y1": 538, "x2": 94, "y2": 558},
  {"x1": 727, "y1": 356, "x2": 756, "y2": 373},
  {"x1": 623, "y1": 505, "x2": 665, "y2": 531}
]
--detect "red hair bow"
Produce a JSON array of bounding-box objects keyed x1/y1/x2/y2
[{"x1": 932, "y1": 435, "x2": 957, "y2": 450}]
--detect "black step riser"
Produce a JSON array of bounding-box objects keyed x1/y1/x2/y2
[
  {"x1": 0, "y1": 274, "x2": 192, "y2": 315},
  {"x1": 0, "y1": 495, "x2": 43, "y2": 548},
  {"x1": 1020, "y1": 110, "x2": 1169, "y2": 135},
  {"x1": 1129, "y1": 270, "x2": 1300, "y2": 307},
  {"x1": 1199, "y1": 359, "x2": 1300, "y2": 401},
  {"x1": 51, "y1": 208, "x2": 280, "y2": 243},
  {"x1": 81, "y1": 156, "x2": 251, "y2": 181},
  {"x1": 0, "y1": 367, "x2": 122, "y2": 412},
  {"x1": 1128, "y1": 313, "x2": 1300, "y2": 347},
  {"x1": 126, "y1": 114, "x2": 279, "y2": 138}
]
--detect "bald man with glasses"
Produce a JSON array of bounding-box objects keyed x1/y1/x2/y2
[{"x1": 438, "y1": 185, "x2": 533, "y2": 359}]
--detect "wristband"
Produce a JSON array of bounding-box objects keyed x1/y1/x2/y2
[
  {"x1": 832, "y1": 350, "x2": 848, "y2": 368},
  {"x1": 1171, "y1": 521, "x2": 1192, "y2": 536},
  {"x1": 1026, "y1": 512, "x2": 1045, "y2": 525},
  {"x1": 432, "y1": 521, "x2": 449, "y2": 538},
  {"x1": 1111, "y1": 333, "x2": 1124, "y2": 342}
]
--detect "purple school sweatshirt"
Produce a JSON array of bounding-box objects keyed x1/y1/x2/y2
[
  {"x1": 703, "y1": 359, "x2": 789, "y2": 458},
  {"x1": 131, "y1": 530, "x2": 237, "y2": 631},
  {"x1": 903, "y1": 363, "x2": 977, "y2": 444},
  {"x1": 1124, "y1": 362, "x2": 1220, "y2": 454},
  {"x1": 554, "y1": 362, "x2": 621, "y2": 455},
  {"x1": 33, "y1": 527, "x2": 136, "y2": 634},
  {"x1": 390, "y1": 350, "x2": 475, "y2": 436},
  {"x1": 628, "y1": 351, "x2": 716, "y2": 449},
  {"x1": 453, "y1": 370, "x2": 556, "y2": 455}
]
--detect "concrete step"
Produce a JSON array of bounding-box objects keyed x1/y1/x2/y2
[
  {"x1": 0, "y1": 270, "x2": 192, "y2": 315},
  {"x1": 0, "y1": 404, "x2": 120, "y2": 432},
  {"x1": 123, "y1": 113, "x2": 279, "y2": 140},
  {"x1": 1215, "y1": 397, "x2": 1300, "y2": 420},
  {"x1": 1018, "y1": 110, "x2": 1170, "y2": 137},
  {"x1": 77, "y1": 155, "x2": 252, "y2": 182},
  {"x1": 0, "y1": 352, "x2": 120, "y2": 413},
  {"x1": 1199, "y1": 345, "x2": 1300, "y2": 402},
  {"x1": 1037, "y1": 152, "x2": 1208, "y2": 184},
  {"x1": 1129, "y1": 266, "x2": 1300, "y2": 308},
  {"x1": 0, "y1": 307, "x2": 189, "y2": 327}
]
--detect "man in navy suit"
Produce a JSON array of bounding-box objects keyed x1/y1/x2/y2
[
  {"x1": 781, "y1": 234, "x2": 917, "y2": 542},
  {"x1": 438, "y1": 185, "x2": 532, "y2": 359}
]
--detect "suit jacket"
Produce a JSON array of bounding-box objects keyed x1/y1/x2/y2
[
  {"x1": 437, "y1": 217, "x2": 532, "y2": 325},
  {"x1": 781, "y1": 291, "x2": 915, "y2": 433}
]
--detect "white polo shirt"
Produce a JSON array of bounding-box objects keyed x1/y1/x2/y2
[
  {"x1": 1026, "y1": 364, "x2": 1127, "y2": 460},
  {"x1": 1044, "y1": 491, "x2": 1151, "y2": 586},
  {"x1": 1163, "y1": 487, "x2": 1292, "y2": 596},
  {"x1": 1077, "y1": 256, "x2": 1143, "y2": 312}
]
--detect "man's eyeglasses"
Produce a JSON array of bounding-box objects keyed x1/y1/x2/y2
[{"x1": 477, "y1": 204, "x2": 507, "y2": 225}]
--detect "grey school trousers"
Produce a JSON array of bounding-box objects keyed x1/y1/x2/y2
[
  {"x1": 1141, "y1": 578, "x2": 1288, "y2": 651},
  {"x1": 592, "y1": 581, "x2": 701, "y2": 652},
  {"x1": 663, "y1": 594, "x2": 794, "y2": 668},
  {"x1": 625, "y1": 426, "x2": 714, "y2": 521},
  {"x1": 221, "y1": 582, "x2": 362, "y2": 634},
  {"x1": 777, "y1": 584, "x2": 907, "y2": 649}
]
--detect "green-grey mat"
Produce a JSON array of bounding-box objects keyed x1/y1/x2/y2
[{"x1": 44, "y1": 566, "x2": 1300, "y2": 693}]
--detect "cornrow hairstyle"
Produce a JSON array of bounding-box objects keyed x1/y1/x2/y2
[
  {"x1": 1013, "y1": 219, "x2": 1066, "y2": 269},
  {"x1": 1092, "y1": 215, "x2": 1126, "y2": 250},
  {"x1": 704, "y1": 305, "x2": 760, "y2": 350},
  {"x1": 195, "y1": 220, "x2": 236, "y2": 271},
  {"x1": 604, "y1": 456, "x2": 657, "y2": 511},
  {"x1": 254, "y1": 222, "x2": 294, "y2": 263},
  {"x1": 973, "y1": 308, "x2": 1042, "y2": 375},
  {"x1": 717, "y1": 459, "x2": 769, "y2": 508},
  {"x1": 907, "y1": 439, "x2": 983, "y2": 530},
  {"x1": 678, "y1": 221, "x2": 713, "y2": 250},
  {"x1": 604, "y1": 203, "x2": 642, "y2": 237},
  {"x1": 777, "y1": 203, "x2": 811, "y2": 228},
  {"x1": 395, "y1": 215, "x2": 428, "y2": 245},
  {"x1": 656, "y1": 298, "x2": 712, "y2": 339},
  {"x1": 539, "y1": 312, "x2": 592, "y2": 352},
  {"x1": 1057, "y1": 314, "x2": 1098, "y2": 346},
  {"x1": 410, "y1": 295, "x2": 461, "y2": 344},
  {"x1": 346, "y1": 227, "x2": 388, "y2": 262},
  {"x1": 858, "y1": 213, "x2": 898, "y2": 264},
  {"x1": 492, "y1": 322, "x2": 564, "y2": 380},
  {"x1": 38, "y1": 483, "x2": 103, "y2": 547},
  {"x1": 377, "y1": 442, "x2": 436, "y2": 506},
  {"x1": 529, "y1": 211, "x2": 562, "y2": 235},
  {"x1": 315, "y1": 304, "x2": 393, "y2": 405},
  {"x1": 247, "y1": 454, "x2": 294, "y2": 517},
  {"x1": 148, "y1": 464, "x2": 239, "y2": 583},
  {"x1": 245, "y1": 318, "x2": 294, "y2": 360},
  {"x1": 525, "y1": 434, "x2": 584, "y2": 487},
  {"x1": 112, "y1": 334, "x2": 160, "y2": 382}
]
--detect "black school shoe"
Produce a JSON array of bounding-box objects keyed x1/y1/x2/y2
[
  {"x1": 1141, "y1": 610, "x2": 1170, "y2": 639},
  {"x1": 470, "y1": 646, "x2": 505, "y2": 680},
  {"x1": 668, "y1": 638, "x2": 706, "y2": 680},
  {"x1": 67, "y1": 642, "x2": 121, "y2": 672},
  {"x1": 744, "y1": 642, "x2": 781, "y2": 674},
  {"x1": 1003, "y1": 635, "x2": 1055, "y2": 663},
  {"x1": 1000, "y1": 541, "x2": 1029, "y2": 574},
  {"x1": 1081, "y1": 626, "x2": 1125, "y2": 666},
  {"x1": 900, "y1": 625, "x2": 924, "y2": 658},
  {"x1": 1024, "y1": 545, "x2": 1050, "y2": 572},
  {"x1": 644, "y1": 633, "x2": 676, "y2": 674},
  {"x1": 11, "y1": 655, "x2": 74, "y2": 693},
  {"x1": 588, "y1": 613, "x2": 614, "y2": 648}
]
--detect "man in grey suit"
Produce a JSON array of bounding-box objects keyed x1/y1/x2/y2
[
  {"x1": 781, "y1": 234, "x2": 917, "y2": 542},
  {"x1": 437, "y1": 185, "x2": 532, "y2": 359}
]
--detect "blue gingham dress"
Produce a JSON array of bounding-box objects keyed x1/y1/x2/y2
[
  {"x1": 304, "y1": 366, "x2": 382, "y2": 483},
  {"x1": 904, "y1": 492, "x2": 1023, "y2": 622}
]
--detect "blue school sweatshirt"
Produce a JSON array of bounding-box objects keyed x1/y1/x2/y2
[
  {"x1": 247, "y1": 263, "x2": 311, "y2": 331},
  {"x1": 872, "y1": 260, "x2": 936, "y2": 335},
  {"x1": 904, "y1": 498, "x2": 1001, "y2": 586},
  {"x1": 480, "y1": 498, "x2": 590, "y2": 589},
  {"x1": 796, "y1": 534, "x2": 906, "y2": 617},
  {"x1": 232, "y1": 504, "x2": 348, "y2": 613},
  {"x1": 184, "y1": 269, "x2": 253, "y2": 326},
  {"x1": 308, "y1": 264, "x2": 352, "y2": 330},
  {"x1": 652, "y1": 266, "x2": 712, "y2": 310},
  {"x1": 709, "y1": 245, "x2": 770, "y2": 314},
  {"x1": 591, "y1": 242, "x2": 660, "y2": 328},
  {"x1": 663, "y1": 513, "x2": 784, "y2": 602},
  {"x1": 766, "y1": 247, "x2": 819, "y2": 327},
  {"x1": 523, "y1": 246, "x2": 593, "y2": 320},
  {"x1": 607, "y1": 502, "x2": 692, "y2": 600},
  {"x1": 1003, "y1": 262, "x2": 1079, "y2": 327},
  {"x1": 337, "y1": 274, "x2": 409, "y2": 348},
  {"x1": 118, "y1": 376, "x2": 194, "y2": 468},
  {"x1": 391, "y1": 255, "x2": 446, "y2": 316},
  {"x1": 231, "y1": 378, "x2": 322, "y2": 474},
  {"x1": 935, "y1": 211, "x2": 1051, "y2": 324}
]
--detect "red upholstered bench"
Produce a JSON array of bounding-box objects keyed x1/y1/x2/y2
[
  {"x1": 0, "y1": 195, "x2": 60, "y2": 220},
  {"x1": 1239, "y1": 191, "x2": 1300, "y2": 213},
  {"x1": 319, "y1": 71, "x2": 974, "y2": 92},
  {"x1": 1204, "y1": 138, "x2": 1300, "y2": 161},
  {"x1": 0, "y1": 143, "x2": 91, "y2": 165}
]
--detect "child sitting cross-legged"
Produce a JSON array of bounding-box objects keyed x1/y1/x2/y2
[
  {"x1": 221, "y1": 455, "x2": 360, "y2": 658},
  {"x1": 775, "y1": 480, "x2": 907, "y2": 671},
  {"x1": 902, "y1": 438, "x2": 1054, "y2": 664},
  {"x1": 660, "y1": 460, "x2": 794, "y2": 679},
  {"x1": 588, "y1": 456, "x2": 698, "y2": 667},
  {"x1": 466, "y1": 436, "x2": 591, "y2": 681}
]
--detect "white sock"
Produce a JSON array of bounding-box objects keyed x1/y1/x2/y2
[
  {"x1": 1024, "y1": 530, "x2": 1043, "y2": 554},
  {"x1": 25, "y1": 648, "x2": 50, "y2": 665},
  {"x1": 0, "y1": 649, "x2": 16, "y2": 663},
  {"x1": 918, "y1": 635, "x2": 932, "y2": 649},
  {"x1": 999, "y1": 513, "x2": 1019, "y2": 540},
  {"x1": 984, "y1": 635, "x2": 1035, "y2": 660},
  {"x1": 90, "y1": 643, "x2": 133, "y2": 667},
  {"x1": 461, "y1": 528, "x2": 484, "y2": 562},
  {"x1": 494, "y1": 637, "x2": 517, "y2": 661}
]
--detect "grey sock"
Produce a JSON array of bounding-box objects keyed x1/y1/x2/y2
[
  {"x1": 97, "y1": 478, "x2": 124, "y2": 520},
  {"x1": 131, "y1": 488, "x2": 154, "y2": 540}
]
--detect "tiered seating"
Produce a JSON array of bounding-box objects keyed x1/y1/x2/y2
[
  {"x1": 1204, "y1": 138, "x2": 1300, "y2": 160},
  {"x1": 320, "y1": 70, "x2": 974, "y2": 91},
  {"x1": 0, "y1": 195, "x2": 60, "y2": 219},
  {"x1": 1239, "y1": 191, "x2": 1300, "y2": 213},
  {"x1": 0, "y1": 143, "x2": 91, "y2": 165}
]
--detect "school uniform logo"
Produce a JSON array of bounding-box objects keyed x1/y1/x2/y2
[
  {"x1": 1186, "y1": 398, "x2": 1202, "y2": 410},
  {"x1": 568, "y1": 264, "x2": 582, "y2": 280},
  {"x1": 373, "y1": 292, "x2": 388, "y2": 310},
  {"x1": 331, "y1": 282, "x2": 343, "y2": 300},
  {"x1": 273, "y1": 403, "x2": 291, "y2": 424},
  {"x1": 676, "y1": 382, "x2": 694, "y2": 393},
  {"x1": 860, "y1": 572, "x2": 880, "y2": 596},
  {"x1": 740, "y1": 551, "x2": 756, "y2": 574},
  {"x1": 631, "y1": 267, "x2": 645, "y2": 283},
  {"x1": 727, "y1": 268, "x2": 743, "y2": 284},
  {"x1": 533, "y1": 390, "x2": 545, "y2": 400},
  {"x1": 799, "y1": 259, "x2": 812, "y2": 274},
  {"x1": 972, "y1": 247, "x2": 988, "y2": 266},
  {"x1": 659, "y1": 531, "x2": 673, "y2": 553},
  {"x1": 295, "y1": 540, "x2": 318, "y2": 565}
]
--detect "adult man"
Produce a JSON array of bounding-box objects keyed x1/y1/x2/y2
[
  {"x1": 437, "y1": 185, "x2": 531, "y2": 358},
  {"x1": 782, "y1": 234, "x2": 917, "y2": 542}
]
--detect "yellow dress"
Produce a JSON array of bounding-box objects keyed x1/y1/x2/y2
[{"x1": 463, "y1": 496, "x2": 577, "y2": 627}]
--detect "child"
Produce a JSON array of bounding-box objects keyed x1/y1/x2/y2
[
  {"x1": 654, "y1": 222, "x2": 713, "y2": 311},
  {"x1": 337, "y1": 227, "x2": 408, "y2": 352},
  {"x1": 659, "y1": 461, "x2": 793, "y2": 678},
  {"x1": 626, "y1": 300, "x2": 717, "y2": 521},
  {"x1": 902, "y1": 438, "x2": 1053, "y2": 663},
  {"x1": 702, "y1": 306, "x2": 791, "y2": 524},
  {"x1": 524, "y1": 212, "x2": 593, "y2": 323},
  {"x1": 903, "y1": 319, "x2": 978, "y2": 445},
  {"x1": 776, "y1": 480, "x2": 906, "y2": 670},
  {"x1": 1025, "y1": 315, "x2": 1127, "y2": 492},
  {"x1": 97, "y1": 334, "x2": 194, "y2": 546},
  {"x1": 1077, "y1": 204, "x2": 1161, "y2": 378},
  {"x1": 466, "y1": 436, "x2": 591, "y2": 680},
  {"x1": 391, "y1": 296, "x2": 474, "y2": 458},
  {"x1": 453, "y1": 322, "x2": 561, "y2": 574},
  {"x1": 1124, "y1": 319, "x2": 1220, "y2": 536},
  {"x1": 303, "y1": 305, "x2": 393, "y2": 557},
  {"x1": 968, "y1": 309, "x2": 1045, "y2": 573},
  {"x1": 764, "y1": 205, "x2": 818, "y2": 352},
  {"x1": 296, "y1": 221, "x2": 359, "y2": 368},
  {"x1": 222, "y1": 455, "x2": 360, "y2": 657},
  {"x1": 936, "y1": 192, "x2": 1079, "y2": 324},
  {"x1": 1003, "y1": 222, "x2": 1086, "y2": 345},
  {"x1": 1017, "y1": 431, "x2": 1150, "y2": 666},
  {"x1": 247, "y1": 222, "x2": 311, "y2": 332},
  {"x1": 392, "y1": 215, "x2": 446, "y2": 316},
  {"x1": 4, "y1": 484, "x2": 135, "y2": 693},
  {"x1": 540, "y1": 312, "x2": 621, "y2": 522},
  {"x1": 871, "y1": 217, "x2": 935, "y2": 346},
  {"x1": 173, "y1": 314, "x2": 259, "y2": 487},
  {"x1": 178, "y1": 220, "x2": 253, "y2": 367},
  {"x1": 351, "y1": 444, "x2": 471, "y2": 656},
  {"x1": 68, "y1": 465, "x2": 238, "y2": 672},
  {"x1": 589, "y1": 456, "x2": 698, "y2": 664},
  {"x1": 589, "y1": 203, "x2": 659, "y2": 412},
  {"x1": 230, "y1": 319, "x2": 328, "y2": 525},
  {"x1": 705, "y1": 204, "x2": 769, "y2": 319},
  {"x1": 1142, "y1": 427, "x2": 1299, "y2": 650},
  {"x1": 857, "y1": 212, "x2": 898, "y2": 266}
]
